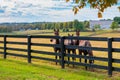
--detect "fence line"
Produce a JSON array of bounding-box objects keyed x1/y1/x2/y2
[{"x1": 0, "y1": 35, "x2": 120, "y2": 76}]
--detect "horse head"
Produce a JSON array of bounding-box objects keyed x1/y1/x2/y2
[
  {"x1": 54, "y1": 29, "x2": 59, "y2": 36},
  {"x1": 76, "y1": 29, "x2": 80, "y2": 36},
  {"x1": 68, "y1": 34, "x2": 74, "y2": 45},
  {"x1": 50, "y1": 29, "x2": 60, "y2": 44},
  {"x1": 74, "y1": 29, "x2": 80, "y2": 45}
]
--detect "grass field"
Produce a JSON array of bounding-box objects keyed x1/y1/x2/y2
[
  {"x1": 0, "y1": 29, "x2": 111, "y2": 36},
  {"x1": 0, "y1": 30, "x2": 120, "y2": 79},
  {"x1": 0, "y1": 58, "x2": 120, "y2": 80}
]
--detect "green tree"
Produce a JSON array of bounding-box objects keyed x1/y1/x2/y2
[
  {"x1": 93, "y1": 24, "x2": 101, "y2": 31},
  {"x1": 84, "y1": 21, "x2": 90, "y2": 29},
  {"x1": 114, "y1": 17, "x2": 120, "y2": 24},
  {"x1": 110, "y1": 21, "x2": 119, "y2": 30},
  {"x1": 63, "y1": 22, "x2": 68, "y2": 29},
  {"x1": 47, "y1": 23, "x2": 52, "y2": 29},
  {"x1": 69, "y1": 21, "x2": 74, "y2": 29},
  {"x1": 55, "y1": 23, "x2": 61, "y2": 29},
  {"x1": 73, "y1": 19, "x2": 84, "y2": 30},
  {"x1": 59, "y1": 23, "x2": 63, "y2": 29},
  {"x1": 41, "y1": 23, "x2": 46, "y2": 30},
  {"x1": 73, "y1": 19, "x2": 79, "y2": 30}
]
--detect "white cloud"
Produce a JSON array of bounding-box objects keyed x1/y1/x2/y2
[{"x1": 0, "y1": 0, "x2": 120, "y2": 23}]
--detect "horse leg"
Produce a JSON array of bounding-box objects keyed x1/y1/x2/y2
[
  {"x1": 58, "y1": 49, "x2": 62, "y2": 65},
  {"x1": 72, "y1": 49, "x2": 76, "y2": 67},
  {"x1": 89, "y1": 50, "x2": 94, "y2": 64},
  {"x1": 59, "y1": 50, "x2": 61, "y2": 60},
  {"x1": 85, "y1": 58, "x2": 87, "y2": 70},
  {"x1": 79, "y1": 50, "x2": 82, "y2": 62},
  {"x1": 88, "y1": 50, "x2": 94, "y2": 71},
  {"x1": 67, "y1": 49, "x2": 70, "y2": 66},
  {"x1": 55, "y1": 49, "x2": 58, "y2": 65},
  {"x1": 72, "y1": 49, "x2": 76, "y2": 61},
  {"x1": 84, "y1": 52, "x2": 87, "y2": 70}
]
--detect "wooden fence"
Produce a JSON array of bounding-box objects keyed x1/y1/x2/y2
[{"x1": 0, "y1": 35, "x2": 120, "y2": 76}]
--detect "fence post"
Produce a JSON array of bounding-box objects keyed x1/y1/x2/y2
[
  {"x1": 108, "y1": 37, "x2": 113, "y2": 77},
  {"x1": 28, "y1": 35, "x2": 31, "y2": 63},
  {"x1": 4, "y1": 35, "x2": 7, "y2": 59},
  {"x1": 61, "y1": 36, "x2": 65, "y2": 69}
]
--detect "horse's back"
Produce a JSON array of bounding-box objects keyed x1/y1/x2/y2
[{"x1": 79, "y1": 40, "x2": 86, "y2": 46}]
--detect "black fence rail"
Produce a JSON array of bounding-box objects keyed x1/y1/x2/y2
[{"x1": 0, "y1": 35, "x2": 120, "y2": 77}]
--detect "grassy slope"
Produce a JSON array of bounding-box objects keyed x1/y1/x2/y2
[{"x1": 0, "y1": 58, "x2": 119, "y2": 80}]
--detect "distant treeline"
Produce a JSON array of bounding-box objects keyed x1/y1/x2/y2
[
  {"x1": 0, "y1": 17, "x2": 119, "y2": 33},
  {"x1": 0, "y1": 20, "x2": 90, "y2": 32}
]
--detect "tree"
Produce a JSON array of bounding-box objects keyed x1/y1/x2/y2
[
  {"x1": 59, "y1": 23, "x2": 63, "y2": 29},
  {"x1": 110, "y1": 21, "x2": 119, "y2": 30},
  {"x1": 114, "y1": 17, "x2": 120, "y2": 24},
  {"x1": 63, "y1": 22, "x2": 68, "y2": 29},
  {"x1": 68, "y1": 21, "x2": 73, "y2": 29},
  {"x1": 41, "y1": 23, "x2": 46, "y2": 30},
  {"x1": 73, "y1": 19, "x2": 84, "y2": 30},
  {"x1": 73, "y1": 19, "x2": 79, "y2": 30},
  {"x1": 84, "y1": 21, "x2": 90, "y2": 29},
  {"x1": 66, "y1": 0, "x2": 120, "y2": 18},
  {"x1": 93, "y1": 24, "x2": 101, "y2": 31},
  {"x1": 54, "y1": 23, "x2": 60, "y2": 29}
]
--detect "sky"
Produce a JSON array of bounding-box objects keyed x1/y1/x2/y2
[{"x1": 0, "y1": 0, "x2": 120, "y2": 23}]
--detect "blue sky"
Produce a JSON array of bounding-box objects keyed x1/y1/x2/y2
[{"x1": 0, "y1": 0, "x2": 120, "y2": 23}]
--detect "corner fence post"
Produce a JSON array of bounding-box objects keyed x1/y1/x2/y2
[
  {"x1": 108, "y1": 37, "x2": 113, "y2": 77},
  {"x1": 61, "y1": 36, "x2": 65, "y2": 69},
  {"x1": 4, "y1": 35, "x2": 7, "y2": 59},
  {"x1": 28, "y1": 35, "x2": 31, "y2": 63}
]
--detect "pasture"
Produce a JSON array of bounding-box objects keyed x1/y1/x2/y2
[
  {"x1": 0, "y1": 58, "x2": 119, "y2": 80},
  {"x1": 0, "y1": 30, "x2": 120, "y2": 79}
]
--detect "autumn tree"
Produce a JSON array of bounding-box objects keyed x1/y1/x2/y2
[{"x1": 66, "y1": 0, "x2": 120, "y2": 18}]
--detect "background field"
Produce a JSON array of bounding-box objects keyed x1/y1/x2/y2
[{"x1": 0, "y1": 30, "x2": 120, "y2": 80}]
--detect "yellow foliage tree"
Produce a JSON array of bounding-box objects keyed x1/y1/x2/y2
[{"x1": 66, "y1": 0, "x2": 120, "y2": 18}]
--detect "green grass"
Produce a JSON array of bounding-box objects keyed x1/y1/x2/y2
[{"x1": 0, "y1": 58, "x2": 120, "y2": 80}]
